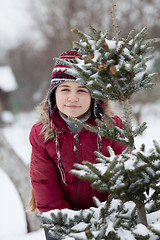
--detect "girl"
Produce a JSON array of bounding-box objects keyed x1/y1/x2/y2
[{"x1": 29, "y1": 49, "x2": 126, "y2": 240}]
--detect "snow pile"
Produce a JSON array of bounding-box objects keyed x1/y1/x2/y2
[
  {"x1": 0, "y1": 168, "x2": 26, "y2": 238},
  {"x1": 0, "y1": 159, "x2": 45, "y2": 240}
]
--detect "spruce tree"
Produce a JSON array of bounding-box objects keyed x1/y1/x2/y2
[{"x1": 39, "y1": 2, "x2": 160, "y2": 239}]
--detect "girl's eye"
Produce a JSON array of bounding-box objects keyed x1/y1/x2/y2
[
  {"x1": 78, "y1": 89, "x2": 88, "y2": 93},
  {"x1": 61, "y1": 88, "x2": 69, "y2": 92}
]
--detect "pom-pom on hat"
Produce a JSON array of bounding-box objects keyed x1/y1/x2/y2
[{"x1": 48, "y1": 48, "x2": 82, "y2": 116}]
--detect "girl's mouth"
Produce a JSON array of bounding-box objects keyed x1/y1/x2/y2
[{"x1": 65, "y1": 105, "x2": 80, "y2": 108}]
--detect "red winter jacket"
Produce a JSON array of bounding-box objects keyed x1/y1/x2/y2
[{"x1": 30, "y1": 107, "x2": 126, "y2": 213}]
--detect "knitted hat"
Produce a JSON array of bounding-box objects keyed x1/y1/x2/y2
[{"x1": 48, "y1": 48, "x2": 103, "y2": 117}]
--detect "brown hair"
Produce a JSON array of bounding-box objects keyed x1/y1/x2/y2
[
  {"x1": 37, "y1": 95, "x2": 55, "y2": 142},
  {"x1": 27, "y1": 189, "x2": 37, "y2": 212}
]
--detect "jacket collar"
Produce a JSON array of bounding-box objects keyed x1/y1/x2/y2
[{"x1": 51, "y1": 106, "x2": 96, "y2": 133}]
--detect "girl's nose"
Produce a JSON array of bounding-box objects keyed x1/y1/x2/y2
[{"x1": 68, "y1": 94, "x2": 78, "y2": 102}]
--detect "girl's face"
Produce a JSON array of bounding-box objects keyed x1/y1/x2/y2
[{"x1": 55, "y1": 81, "x2": 91, "y2": 118}]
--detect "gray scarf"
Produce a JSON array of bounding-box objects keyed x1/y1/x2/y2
[{"x1": 59, "y1": 109, "x2": 92, "y2": 134}]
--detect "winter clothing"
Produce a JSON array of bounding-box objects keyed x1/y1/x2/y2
[
  {"x1": 29, "y1": 48, "x2": 126, "y2": 214},
  {"x1": 59, "y1": 108, "x2": 92, "y2": 134},
  {"x1": 30, "y1": 103, "x2": 126, "y2": 213}
]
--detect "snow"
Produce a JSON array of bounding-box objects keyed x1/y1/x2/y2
[
  {"x1": 147, "y1": 210, "x2": 160, "y2": 223},
  {"x1": 133, "y1": 224, "x2": 153, "y2": 237},
  {"x1": 0, "y1": 168, "x2": 26, "y2": 238},
  {"x1": 105, "y1": 39, "x2": 117, "y2": 49},
  {"x1": 2, "y1": 229, "x2": 45, "y2": 240},
  {"x1": 0, "y1": 111, "x2": 45, "y2": 239},
  {"x1": 2, "y1": 111, "x2": 38, "y2": 165},
  {"x1": 124, "y1": 156, "x2": 136, "y2": 170},
  {"x1": 0, "y1": 66, "x2": 18, "y2": 92},
  {"x1": 0, "y1": 166, "x2": 45, "y2": 240},
  {"x1": 134, "y1": 101, "x2": 160, "y2": 150},
  {"x1": 0, "y1": 101, "x2": 160, "y2": 240},
  {"x1": 1, "y1": 110, "x2": 15, "y2": 123}
]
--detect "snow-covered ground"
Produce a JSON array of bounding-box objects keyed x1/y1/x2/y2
[
  {"x1": 0, "y1": 167, "x2": 45, "y2": 240},
  {"x1": 2, "y1": 111, "x2": 38, "y2": 165},
  {"x1": 0, "y1": 101, "x2": 160, "y2": 240},
  {"x1": 133, "y1": 101, "x2": 160, "y2": 150}
]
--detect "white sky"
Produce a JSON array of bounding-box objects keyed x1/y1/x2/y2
[
  {"x1": 0, "y1": 0, "x2": 158, "y2": 53},
  {"x1": 0, "y1": 0, "x2": 32, "y2": 50}
]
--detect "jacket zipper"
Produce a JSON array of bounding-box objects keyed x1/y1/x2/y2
[{"x1": 74, "y1": 133, "x2": 80, "y2": 208}]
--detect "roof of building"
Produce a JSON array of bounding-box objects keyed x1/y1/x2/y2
[{"x1": 0, "y1": 66, "x2": 18, "y2": 92}]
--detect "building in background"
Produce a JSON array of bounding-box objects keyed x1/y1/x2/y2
[{"x1": 0, "y1": 66, "x2": 18, "y2": 125}]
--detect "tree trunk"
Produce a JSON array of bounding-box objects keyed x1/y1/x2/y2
[
  {"x1": 0, "y1": 130, "x2": 40, "y2": 232},
  {"x1": 135, "y1": 200, "x2": 148, "y2": 226}
]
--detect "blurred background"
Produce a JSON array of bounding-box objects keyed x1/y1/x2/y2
[{"x1": 0, "y1": 0, "x2": 159, "y2": 239}]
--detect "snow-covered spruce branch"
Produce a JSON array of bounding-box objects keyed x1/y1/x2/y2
[
  {"x1": 40, "y1": 196, "x2": 130, "y2": 240},
  {"x1": 70, "y1": 26, "x2": 156, "y2": 101},
  {"x1": 69, "y1": 115, "x2": 147, "y2": 148},
  {"x1": 40, "y1": 195, "x2": 160, "y2": 239},
  {"x1": 71, "y1": 142, "x2": 160, "y2": 225}
]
